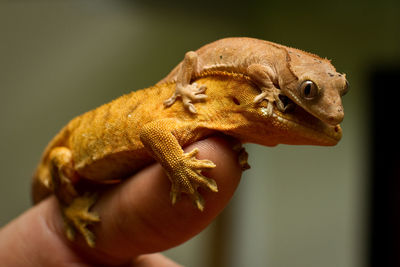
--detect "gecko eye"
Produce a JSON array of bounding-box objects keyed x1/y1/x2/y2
[{"x1": 299, "y1": 80, "x2": 319, "y2": 100}]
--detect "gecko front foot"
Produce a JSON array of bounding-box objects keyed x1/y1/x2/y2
[
  {"x1": 163, "y1": 83, "x2": 207, "y2": 113},
  {"x1": 62, "y1": 193, "x2": 100, "y2": 248},
  {"x1": 168, "y1": 148, "x2": 217, "y2": 211}
]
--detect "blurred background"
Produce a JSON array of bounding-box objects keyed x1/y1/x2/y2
[{"x1": 0, "y1": 1, "x2": 399, "y2": 266}]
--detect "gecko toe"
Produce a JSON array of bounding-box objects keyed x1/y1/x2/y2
[
  {"x1": 165, "y1": 82, "x2": 207, "y2": 113},
  {"x1": 253, "y1": 91, "x2": 269, "y2": 104},
  {"x1": 163, "y1": 93, "x2": 178, "y2": 107},
  {"x1": 276, "y1": 93, "x2": 294, "y2": 112},
  {"x1": 192, "y1": 192, "x2": 205, "y2": 211},
  {"x1": 166, "y1": 148, "x2": 217, "y2": 210},
  {"x1": 62, "y1": 193, "x2": 100, "y2": 247},
  {"x1": 194, "y1": 84, "x2": 207, "y2": 94},
  {"x1": 186, "y1": 102, "x2": 197, "y2": 114}
]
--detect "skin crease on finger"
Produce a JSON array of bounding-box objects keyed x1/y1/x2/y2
[{"x1": 0, "y1": 137, "x2": 242, "y2": 266}]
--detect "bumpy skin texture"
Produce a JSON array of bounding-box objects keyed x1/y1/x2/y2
[
  {"x1": 32, "y1": 38, "x2": 347, "y2": 248},
  {"x1": 161, "y1": 37, "x2": 348, "y2": 125}
]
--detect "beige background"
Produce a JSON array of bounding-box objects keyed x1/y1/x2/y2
[{"x1": 1, "y1": 1, "x2": 399, "y2": 266}]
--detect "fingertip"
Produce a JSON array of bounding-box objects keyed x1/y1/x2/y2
[{"x1": 133, "y1": 253, "x2": 183, "y2": 267}]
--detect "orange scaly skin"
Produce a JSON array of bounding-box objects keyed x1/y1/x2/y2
[{"x1": 32, "y1": 38, "x2": 347, "y2": 248}]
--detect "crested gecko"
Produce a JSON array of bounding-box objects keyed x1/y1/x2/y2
[
  {"x1": 32, "y1": 37, "x2": 348, "y2": 248},
  {"x1": 161, "y1": 37, "x2": 348, "y2": 125}
]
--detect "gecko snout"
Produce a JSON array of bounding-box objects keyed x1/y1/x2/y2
[{"x1": 325, "y1": 108, "x2": 344, "y2": 125}]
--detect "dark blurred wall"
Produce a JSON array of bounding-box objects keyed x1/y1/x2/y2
[{"x1": 369, "y1": 66, "x2": 400, "y2": 267}]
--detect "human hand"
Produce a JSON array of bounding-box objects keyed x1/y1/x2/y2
[{"x1": 0, "y1": 136, "x2": 242, "y2": 266}]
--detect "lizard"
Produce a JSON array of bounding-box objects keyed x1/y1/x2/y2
[
  {"x1": 161, "y1": 37, "x2": 348, "y2": 126},
  {"x1": 32, "y1": 37, "x2": 348, "y2": 248}
]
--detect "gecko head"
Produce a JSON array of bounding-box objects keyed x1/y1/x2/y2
[{"x1": 280, "y1": 53, "x2": 349, "y2": 126}]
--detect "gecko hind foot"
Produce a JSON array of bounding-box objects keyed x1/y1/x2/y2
[
  {"x1": 62, "y1": 193, "x2": 100, "y2": 248},
  {"x1": 254, "y1": 90, "x2": 290, "y2": 113},
  {"x1": 232, "y1": 142, "x2": 251, "y2": 171},
  {"x1": 169, "y1": 148, "x2": 217, "y2": 211},
  {"x1": 253, "y1": 90, "x2": 270, "y2": 104},
  {"x1": 276, "y1": 94, "x2": 294, "y2": 112},
  {"x1": 164, "y1": 83, "x2": 207, "y2": 113}
]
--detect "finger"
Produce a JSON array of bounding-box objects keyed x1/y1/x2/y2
[
  {"x1": 131, "y1": 253, "x2": 182, "y2": 267},
  {"x1": 0, "y1": 197, "x2": 89, "y2": 266},
  {"x1": 72, "y1": 136, "x2": 242, "y2": 265}
]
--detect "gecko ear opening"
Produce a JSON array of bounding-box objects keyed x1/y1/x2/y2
[{"x1": 232, "y1": 96, "x2": 241, "y2": 105}]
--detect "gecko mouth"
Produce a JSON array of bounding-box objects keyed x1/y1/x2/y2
[
  {"x1": 278, "y1": 94, "x2": 295, "y2": 112},
  {"x1": 271, "y1": 93, "x2": 342, "y2": 145}
]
